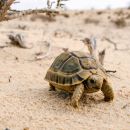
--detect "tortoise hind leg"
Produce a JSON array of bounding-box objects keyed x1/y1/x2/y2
[
  {"x1": 101, "y1": 80, "x2": 114, "y2": 101},
  {"x1": 49, "y1": 83, "x2": 56, "y2": 91},
  {"x1": 71, "y1": 83, "x2": 84, "y2": 108}
]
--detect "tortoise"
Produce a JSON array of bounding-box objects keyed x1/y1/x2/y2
[{"x1": 45, "y1": 39, "x2": 114, "y2": 108}]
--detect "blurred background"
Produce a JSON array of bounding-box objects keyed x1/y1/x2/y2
[{"x1": 12, "y1": 0, "x2": 130, "y2": 10}]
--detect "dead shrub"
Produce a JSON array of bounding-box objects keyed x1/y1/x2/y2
[
  {"x1": 30, "y1": 14, "x2": 56, "y2": 22},
  {"x1": 84, "y1": 18, "x2": 99, "y2": 24},
  {"x1": 97, "y1": 11, "x2": 103, "y2": 15},
  {"x1": 111, "y1": 17, "x2": 126, "y2": 27}
]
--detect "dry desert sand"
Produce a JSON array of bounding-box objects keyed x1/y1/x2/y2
[{"x1": 0, "y1": 8, "x2": 130, "y2": 130}]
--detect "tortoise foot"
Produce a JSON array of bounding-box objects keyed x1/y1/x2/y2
[
  {"x1": 104, "y1": 97, "x2": 113, "y2": 102},
  {"x1": 49, "y1": 83, "x2": 56, "y2": 91},
  {"x1": 71, "y1": 100, "x2": 79, "y2": 108}
]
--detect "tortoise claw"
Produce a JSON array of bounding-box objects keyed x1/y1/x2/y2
[
  {"x1": 104, "y1": 97, "x2": 113, "y2": 102},
  {"x1": 71, "y1": 100, "x2": 79, "y2": 108}
]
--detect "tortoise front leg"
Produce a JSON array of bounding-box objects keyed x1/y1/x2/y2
[
  {"x1": 101, "y1": 80, "x2": 114, "y2": 101},
  {"x1": 49, "y1": 83, "x2": 56, "y2": 91},
  {"x1": 71, "y1": 83, "x2": 84, "y2": 108}
]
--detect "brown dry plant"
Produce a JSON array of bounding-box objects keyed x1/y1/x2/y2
[
  {"x1": 111, "y1": 17, "x2": 126, "y2": 27},
  {"x1": 56, "y1": 0, "x2": 69, "y2": 8},
  {"x1": 84, "y1": 17, "x2": 100, "y2": 24},
  {"x1": 0, "y1": 0, "x2": 15, "y2": 21}
]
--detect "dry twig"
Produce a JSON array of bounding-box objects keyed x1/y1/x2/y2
[
  {"x1": 81, "y1": 37, "x2": 97, "y2": 58},
  {"x1": 47, "y1": 0, "x2": 55, "y2": 9},
  {"x1": 56, "y1": 0, "x2": 68, "y2": 8},
  {"x1": 62, "y1": 47, "x2": 69, "y2": 52},
  {"x1": 122, "y1": 103, "x2": 130, "y2": 109},
  {"x1": 98, "y1": 49, "x2": 105, "y2": 65},
  {"x1": 106, "y1": 70, "x2": 116, "y2": 73},
  {"x1": 103, "y1": 37, "x2": 130, "y2": 51},
  {"x1": 103, "y1": 37, "x2": 118, "y2": 50}
]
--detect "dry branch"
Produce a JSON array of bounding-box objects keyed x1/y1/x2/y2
[
  {"x1": 103, "y1": 37, "x2": 118, "y2": 50},
  {"x1": 81, "y1": 37, "x2": 97, "y2": 57},
  {"x1": 56, "y1": 0, "x2": 68, "y2": 8},
  {"x1": 103, "y1": 36, "x2": 130, "y2": 51},
  {"x1": 106, "y1": 70, "x2": 116, "y2": 73},
  {"x1": 47, "y1": 0, "x2": 55, "y2": 9},
  {"x1": 5, "y1": 9, "x2": 59, "y2": 21},
  {"x1": 56, "y1": 0, "x2": 61, "y2": 8},
  {"x1": 98, "y1": 49, "x2": 105, "y2": 65},
  {"x1": 62, "y1": 47, "x2": 69, "y2": 52},
  {"x1": 0, "y1": 0, "x2": 15, "y2": 21}
]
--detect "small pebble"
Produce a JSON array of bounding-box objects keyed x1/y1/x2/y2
[
  {"x1": 5, "y1": 128, "x2": 10, "y2": 130},
  {"x1": 23, "y1": 127, "x2": 29, "y2": 130}
]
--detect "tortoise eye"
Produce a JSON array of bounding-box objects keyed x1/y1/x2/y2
[{"x1": 90, "y1": 79, "x2": 95, "y2": 84}]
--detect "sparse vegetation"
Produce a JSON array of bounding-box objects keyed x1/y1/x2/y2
[
  {"x1": 97, "y1": 11, "x2": 103, "y2": 15},
  {"x1": 114, "y1": 10, "x2": 124, "y2": 16},
  {"x1": 56, "y1": 0, "x2": 69, "y2": 8},
  {"x1": 111, "y1": 17, "x2": 126, "y2": 27},
  {"x1": 84, "y1": 17, "x2": 99, "y2": 24},
  {"x1": 0, "y1": 0, "x2": 69, "y2": 22},
  {"x1": 30, "y1": 13, "x2": 56, "y2": 22},
  {"x1": 60, "y1": 13, "x2": 69, "y2": 18}
]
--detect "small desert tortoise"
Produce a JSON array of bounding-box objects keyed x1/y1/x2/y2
[{"x1": 45, "y1": 50, "x2": 114, "y2": 108}]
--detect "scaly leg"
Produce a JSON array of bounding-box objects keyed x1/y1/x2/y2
[
  {"x1": 71, "y1": 84, "x2": 84, "y2": 108},
  {"x1": 49, "y1": 83, "x2": 56, "y2": 91},
  {"x1": 101, "y1": 80, "x2": 114, "y2": 101}
]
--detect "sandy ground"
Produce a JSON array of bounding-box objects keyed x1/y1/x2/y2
[{"x1": 0, "y1": 8, "x2": 130, "y2": 130}]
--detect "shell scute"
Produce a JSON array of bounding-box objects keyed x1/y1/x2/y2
[
  {"x1": 45, "y1": 51, "x2": 105, "y2": 86},
  {"x1": 60, "y1": 56, "x2": 81, "y2": 74},
  {"x1": 51, "y1": 52, "x2": 71, "y2": 71}
]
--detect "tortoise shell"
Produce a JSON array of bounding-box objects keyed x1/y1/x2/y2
[{"x1": 45, "y1": 51, "x2": 106, "y2": 86}]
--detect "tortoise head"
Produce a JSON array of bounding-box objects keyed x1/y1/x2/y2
[{"x1": 85, "y1": 74, "x2": 104, "y2": 93}]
